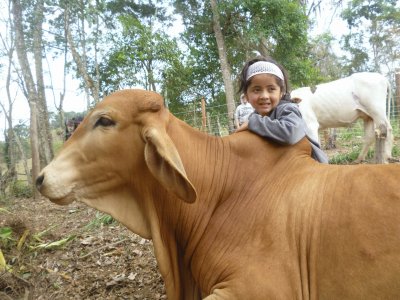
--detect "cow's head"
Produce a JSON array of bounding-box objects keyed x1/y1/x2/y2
[{"x1": 36, "y1": 89, "x2": 197, "y2": 237}]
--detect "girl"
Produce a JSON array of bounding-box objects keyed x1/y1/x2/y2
[{"x1": 236, "y1": 56, "x2": 328, "y2": 163}]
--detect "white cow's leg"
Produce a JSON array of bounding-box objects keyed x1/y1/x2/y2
[
  {"x1": 384, "y1": 123, "x2": 394, "y2": 161},
  {"x1": 372, "y1": 120, "x2": 393, "y2": 163},
  {"x1": 374, "y1": 123, "x2": 388, "y2": 163},
  {"x1": 356, "y1": 119, "x2": 374, "y2": 163}
]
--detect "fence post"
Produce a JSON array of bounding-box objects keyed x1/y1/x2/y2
[{"x1": 201, "y1": 97, "x2": 207, "y2": 131}]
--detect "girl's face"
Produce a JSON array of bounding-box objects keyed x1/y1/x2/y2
[{"x1": 245, "y1": 74, "x2": 283, "y2": 116}]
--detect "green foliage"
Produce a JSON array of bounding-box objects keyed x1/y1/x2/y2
[
  {"x1": 10, "y1": 180, "x2": 33, "y2": 198},
  {"x1": 85, "y1": 212, "x2": 116, "y2": 230},
  {"x1": 170, "y1": 0, "x2": 320, "y2": 121},
  {"x1": 391, "y1": 144, "x2": 400, "y2": 157},
  {"x1": 340, "y1": 0, "x2": 400, "y2": 73},
  {"x1": 32, "y1": 235, "x2": 75, "y2": 250},
  {"x1": 0, "y1": 227, "x2": 13, "y2": 247},
  {"x1": 306, "y1": 33, "x2": 347, "y2": 85},
  {"x1": 96, "y1": 13, "x2": 183, "y2": 97},
  {"x1": 329, "y1": 150, "x2": 359, "y2": 164},
  {"x1": 329, "y1": 148, "x2": 375, "y2": 165},
  {"x1": 7, "y1": 0, "x2": 398, "y2": 163}
]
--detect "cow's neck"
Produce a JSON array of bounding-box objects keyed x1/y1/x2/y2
[
  {"x1": 164, "y1": 117, "x2": 233, "y2": 243},
  {"x1": 145, "y1": 117, "x2": 236, "y2": 297},
  {"x1": 149, "y1": 115, "x2": 315, "y2": 297},
  {"x1": 150, "y1": 117, "x2": 278, "y2": 294}
]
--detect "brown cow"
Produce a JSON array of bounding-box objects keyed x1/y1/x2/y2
[{"x1": 36, "y1": 89, "x2": 400, "y2": 299}]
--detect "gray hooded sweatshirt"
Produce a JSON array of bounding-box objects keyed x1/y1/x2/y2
[{"x1": 248, "y1": 100, "x2": 329, "y2": 163}]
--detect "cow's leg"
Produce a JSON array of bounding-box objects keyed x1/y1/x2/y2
[
  {"x1": 380, "y1": 120, "x2": 394, "y2": 162},
  {"x1": 374, "y1": 123, "x2": 387, "y2": 163},
  {"x1": 385, "y1": 124, "x2": 395, "y2": 162},
  {"x1": 355, "y1": 118, "x2": 374, "y2": 163},
  {"x1": 376, "y1": 121, "x2": 394, "y2": 163}
]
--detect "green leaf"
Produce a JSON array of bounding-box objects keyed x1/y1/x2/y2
[
  {"x1": 33, "y1": 235, "x2": 75, "y2": 250},
  {"x1": 0, "y1": 227, "x2": 12, "y2": 240}
]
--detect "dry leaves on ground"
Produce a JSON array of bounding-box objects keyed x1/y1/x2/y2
[{"x1": 0, "y1": 197, "x2": 166, "y2": 299}]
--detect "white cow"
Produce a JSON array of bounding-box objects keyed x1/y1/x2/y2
[{"x1": 291, "y1": 72, "x2": 393, "y2": 163}]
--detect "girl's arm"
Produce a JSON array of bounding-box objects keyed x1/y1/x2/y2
[
  {"x1": 247, "y1": 103, "x2": 306, "y2": 145},
  {"x1": 235, "y1": 121, "x2": 248, "y2": 133}
]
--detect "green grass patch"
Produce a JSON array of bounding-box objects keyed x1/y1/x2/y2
[{"x1": 85, "y1": 212, "x2": 116, "y2": 230}]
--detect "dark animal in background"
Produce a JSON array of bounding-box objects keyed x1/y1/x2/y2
[{"x1": 64, "y1": 116, "x2": 83, "y2": 141}]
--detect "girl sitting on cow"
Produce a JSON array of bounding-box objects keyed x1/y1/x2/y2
[{"x1": 235, "y1": 56, "x2": 328, "y2": 163}]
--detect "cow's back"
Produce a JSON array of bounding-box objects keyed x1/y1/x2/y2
[
  {"x1": 305, "y1": 72, "x2": 388, "y2": 128},
  {"x1": 351, "y1": 72, "x2": 389, "y2": 121},
  {"x1": 306, "y1": 76, "x2": 361, "y2": 127},
  {"x1": 315, "y1": 163, "x2": 400, "y2": 298}
]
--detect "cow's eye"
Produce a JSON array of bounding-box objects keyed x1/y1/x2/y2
[{"x1": 95, "y1": 116, "x2": 115, "y2": 128}]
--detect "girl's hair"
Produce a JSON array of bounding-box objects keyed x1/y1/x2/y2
[{"x1": 238, "y1": 56, "x2": 291, "y2": 101}]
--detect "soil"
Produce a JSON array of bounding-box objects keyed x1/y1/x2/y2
[{"x1": 0, "y1": 197, "x2": 166, "y2": 299}]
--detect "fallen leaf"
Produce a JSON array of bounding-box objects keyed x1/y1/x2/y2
[
  {"x1": 0, "y1": 248, "x2": 6, "y2": 271},
  {"x1": 17, "y1": 229, "x2": 30, "y2": 251}
]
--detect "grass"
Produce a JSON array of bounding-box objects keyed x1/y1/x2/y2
[
  {"x1": 85, "y1": 212, "x2": 116, "y2": 229},
  {"x1": 323, "y1": 118, "x2": 400, "y2": 164}
]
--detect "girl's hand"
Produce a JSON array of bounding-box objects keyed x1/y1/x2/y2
[{"x1": 235, "y1": 121, "x2": 249, "y2": 133}]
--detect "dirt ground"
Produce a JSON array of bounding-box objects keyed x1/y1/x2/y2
[{"x1": 0, "y1": 197, "x2": 166, "y2": 299}]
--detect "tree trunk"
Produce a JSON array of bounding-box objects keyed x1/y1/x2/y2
[
  {"x1": 396, "y1": 69, "x2": 400, "y2": 121},
  {"x1": 33, "y1": 0, "x2": 54, "y2": 167},
  {"x1": 258, "y1": 37, "x2": 271, "y2": 57},
  {"x1": 30, "y1": 102, "x2": 40, "y2": 198},
  {"x1": 210, "y1": 0, "x2": 236, "y2": 133},
  {"x1": 2, "y1": 30, "x2": 17, "y2": 186},
  {"x1": 4, "y1": 129, "x2": 17, "y2": 184},
  {"x1": 12, "y1": 0, "x2": 53, "y2": 172},
  {"x1": 65, "y1": 8, "x2": 99, "y2": 109}
]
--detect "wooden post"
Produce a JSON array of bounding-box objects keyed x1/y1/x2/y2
[
  {"x1": 216, "y1": 115, "x2": 221, "y2": 136},
  {"x1": 201, "y1": 97, "x2": 207, "y2": 131},
  {"x1": 192, "y1": 101, "x2": 197, "y2": 127},
  {"x1": 207, "y1": 112, "x2": 211, "y2": 134}
]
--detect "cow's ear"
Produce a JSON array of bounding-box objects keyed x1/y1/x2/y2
[{"x1": 143, "y1": 127, "x2": 197, "y2": 203}]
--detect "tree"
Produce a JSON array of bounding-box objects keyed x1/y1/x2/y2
[
  {"x1": 210, "y1": 0, "x2": 235, "y2": 132},
  {"x1": 307, "y1": 33, "x2": 346, "y2": 84},
  {"x1": 0, "y1": 1, "x2": 18, "y2": 188},
  {"x1": 61, "y1": 0, "x2": 103, "y2": 107},
  {"x1": 11, "y1": 0, "x2": 54, "y2": 190},
  {"x1": 97, "y1": 16, "x2": 180, "y2": 95},
  {"x1": 173, "y1": 0, "x2": 316, "y2": 130},
  {"x1": 341, "y1": 0, "x2": 400, "y2": 75}
]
